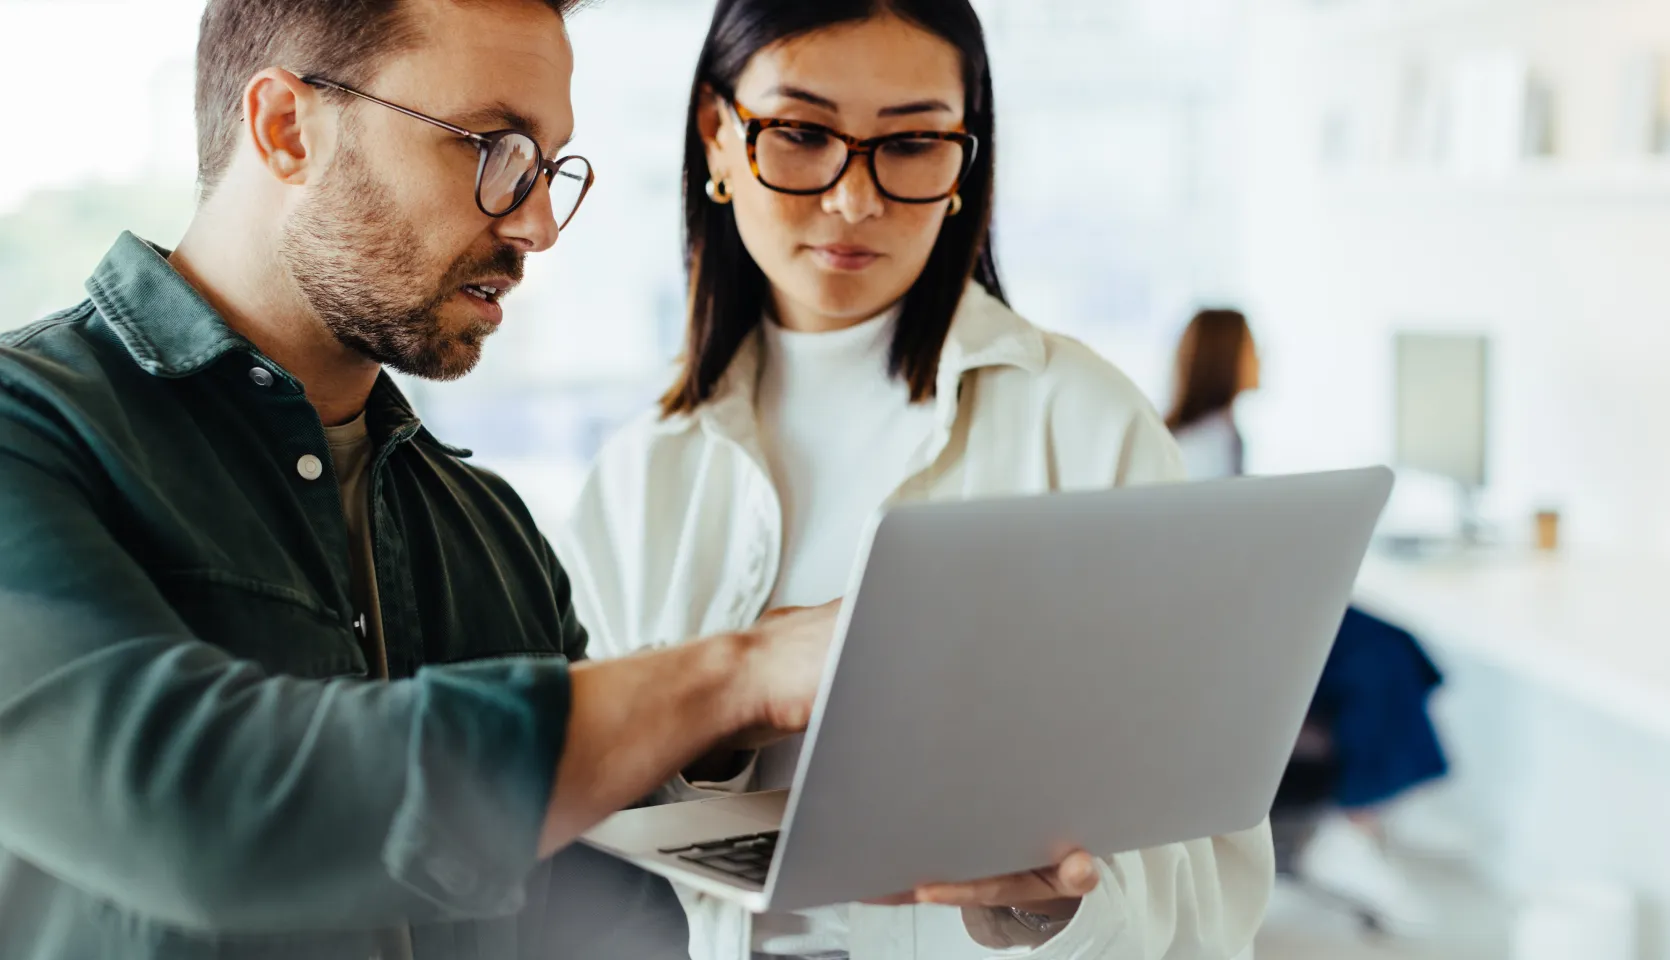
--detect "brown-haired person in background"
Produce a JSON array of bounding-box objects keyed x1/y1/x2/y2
[
  {"x1": 0, "y1": 2, "x2": 849, "y2": 958},
  {"x1": 1166, "y1": 309, "x2": 1261, "y2": 480},
  {"x1": 1168, "y1": 309, "x2": 1450, "y2": 937}
]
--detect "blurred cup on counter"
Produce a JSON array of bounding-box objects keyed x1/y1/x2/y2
[{"x1": 1534, "y1": 509, "x2": 1561, "y2": 552}]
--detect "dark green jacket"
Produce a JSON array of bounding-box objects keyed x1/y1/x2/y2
[{"x1": 0, "y1": 234, "x2": 685, "y2": 959}]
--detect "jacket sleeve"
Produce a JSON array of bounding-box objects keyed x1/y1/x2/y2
[
  {"x1": 986, "y1": 379, "x2": 1274, "y2": 960},
  {"x1": 0, "y1": 380, "x2": 571, "y2": 935}
]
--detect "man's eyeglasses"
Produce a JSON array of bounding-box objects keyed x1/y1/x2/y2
[
  {"x1": 300, "y1": 76, "x2": 595, "y2": 227},
  {"x1": 727, "y1": 100, "x2": 977, "y2": 204}
]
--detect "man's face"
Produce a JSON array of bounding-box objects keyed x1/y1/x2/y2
[{"x1": 280, "y1": 0, "x2": 576, "y2": 381}]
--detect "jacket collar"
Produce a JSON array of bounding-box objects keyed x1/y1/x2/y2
[
  {"x1": 86, "y1": 233, "x2": 466, "y2": 457},
  {"x1": 86, "y1": 232, "x2": 255, "y2": 379},
  {"x1": 655, "y1": 280, "x2": 1046, "y2": 443}
]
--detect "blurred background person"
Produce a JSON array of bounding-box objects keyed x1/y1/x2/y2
[
  {"x1": 1167, "y1": 309, "x2": 1450, "y2": 936},
  {"x1": 1167, "y1": 309, "x2": 1260, "y2": 481}
]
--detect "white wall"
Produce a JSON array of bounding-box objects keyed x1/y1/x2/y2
[
  {"x1": 1237, "y1": 0, "x2": 1670, "y2": 553},
  {"x1": 980, "y1": 0, "x2": 1248, "y2": 405}
]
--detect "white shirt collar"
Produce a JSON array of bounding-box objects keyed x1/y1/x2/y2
[{"x1": 656, "y1": 280, "x2": 1046, "y2": 441}]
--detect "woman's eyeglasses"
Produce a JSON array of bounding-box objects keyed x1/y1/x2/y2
[
  {"x1": 728, "y1": 100, "x2": 976, "y2": 204},
  {"x1": 300, "y1": 76, "x2": 595, "y2": 227}
]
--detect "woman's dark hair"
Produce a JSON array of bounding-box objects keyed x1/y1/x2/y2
[
  {"x1": 1166, "y1": 309, "x2": 1255, "y2": 432},
  {"x1": 661, "y1": 0, "x2": 1005, "y2": 417}
]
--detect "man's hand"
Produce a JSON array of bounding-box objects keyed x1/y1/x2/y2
[
  {"x1": 540, "y1": 601, "x2": 839, "y2": 855},
  {"x1": 680, "y1": 603, "x2": 839, "y2": 783},
  {"x1": 733, "y1": 600, "x2": 840, "y2": 737}
]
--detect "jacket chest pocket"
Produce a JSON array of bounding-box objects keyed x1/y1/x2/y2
[{"x1": 155, "y1": 570, "x2": 368, "y2": 679}]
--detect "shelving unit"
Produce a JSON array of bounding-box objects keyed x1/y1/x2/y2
[
  {"x1": 1298, "y1": 0, "x2": 1636, "y2": 45},
  {"x1": 1318, "y1": 162, "x2": 1670, "y2": 202}
]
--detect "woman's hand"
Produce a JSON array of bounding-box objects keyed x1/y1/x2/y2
[
  {"x1": 867, "y1": 848, "x2": 1099, "y2": 912},
  {"x1": 867, "y1": 850, "x2": 1100, "y2": 948}
]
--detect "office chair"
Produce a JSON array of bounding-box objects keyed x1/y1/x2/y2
[{"x1": 1270, "y1": 720, "x2": 1391, "y2": 937}]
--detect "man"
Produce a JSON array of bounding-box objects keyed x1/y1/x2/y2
[
  {"x1": 0, "y1": 1, "x2": 1101, "y2": 958},
  {"x1": 0, "y1": 1, "x2": 830, "y2": 958}
]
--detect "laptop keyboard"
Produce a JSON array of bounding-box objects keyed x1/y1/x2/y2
[{"x1": 658, "y1": 831, "x2": 779, "y2": 885}]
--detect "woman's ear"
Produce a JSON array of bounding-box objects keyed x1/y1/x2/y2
[{"x1": 697, "y1": 85, "x2": 731, "y2": 180}]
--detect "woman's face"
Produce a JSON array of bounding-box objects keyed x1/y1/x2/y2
[
  {"x1": 701, "y1": 14, "x2": 966, "y2": 332},
  {"x1": 1239, "y1": 335, "x2": 1262, "y2": 393}
]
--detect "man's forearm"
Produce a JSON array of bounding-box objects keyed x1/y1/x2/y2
[
  {"x1": 539, "y1": 632, "x2": 757, "y2": 855},
  {"x1": 0, "y1": 635, "x2": 573, "y2": 932}
]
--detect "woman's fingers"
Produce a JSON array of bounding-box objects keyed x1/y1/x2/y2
[{"x1": 912, "y1": 849, "x2": 1100, "y2": 907}]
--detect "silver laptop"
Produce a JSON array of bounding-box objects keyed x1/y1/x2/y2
[{"x1": 582, "y1": 467, "x2": 1394, "y2": 913}]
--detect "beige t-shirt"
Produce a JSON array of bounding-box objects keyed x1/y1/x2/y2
[
  {"x1": 323, "y1": 414, "x2": 411, "y2": 960},
  {"x1": 323, "y1": 413, "x2": 389, "y2": 679}
]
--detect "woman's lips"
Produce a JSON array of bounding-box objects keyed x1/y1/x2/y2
[{"x1": 808, "y1": 244, "x2": 882, "y2": 272}]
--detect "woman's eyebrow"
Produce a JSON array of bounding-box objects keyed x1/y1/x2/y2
[
  {"x1": 763, "y1": 84, "x2": 839, "y2": 111},
  {"x1": 878, "y1": 99, "x2": 955, "y2": 118},
  {"x1": 762, "y1": 85, "x2": 955, "y2": 118}
]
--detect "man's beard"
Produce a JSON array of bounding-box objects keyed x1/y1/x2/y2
[{"x1": 279, "y1": 147, "x2": 523, "y2": 382}]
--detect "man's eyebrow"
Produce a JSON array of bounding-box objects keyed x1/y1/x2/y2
[
  {"x1": 453, "y1": 101, "x2": 547, "y2": 144},
  {"x1": 451, "y1": 101, "x2": 574, "y2": 154}
]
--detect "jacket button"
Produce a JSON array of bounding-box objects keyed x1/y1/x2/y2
[
  {"x1": 296, "y1": 454, "x2": 325, "y2": 481},
  {"x1": 249, "y1": 366, "x2": 275, "y2": 388}
]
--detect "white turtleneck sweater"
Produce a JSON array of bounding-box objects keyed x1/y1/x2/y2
[
  {"x1": 756, "y1": 306, "x2": 937, "y2": 612},
  {"x1": 750, "y1": 306, "x2": 938, "y2": 958}
]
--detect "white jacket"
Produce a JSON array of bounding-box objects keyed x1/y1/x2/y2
[{"x1": 556, "y1": 282, "x2": 1274, "y2": 960}]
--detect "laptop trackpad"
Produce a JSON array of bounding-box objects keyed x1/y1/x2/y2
[{"x1": 716, "y1": 789, "x2": 789, "y2": 824}]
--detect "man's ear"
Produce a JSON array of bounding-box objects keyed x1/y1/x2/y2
[{"x1": 242, "y1": 68, "x2": 330, "y2": 185}]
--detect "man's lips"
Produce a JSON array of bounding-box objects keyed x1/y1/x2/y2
[
  {"x1": 460, "y1": 275, "x2": 516, "y2": 305},
  {"x1": 453, "y1": 274, "x2": 517, "y2": 326}
]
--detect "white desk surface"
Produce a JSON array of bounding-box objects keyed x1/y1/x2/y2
[{"x1": 1353, "y1": 548, "x2": 1670, "y2": 741}]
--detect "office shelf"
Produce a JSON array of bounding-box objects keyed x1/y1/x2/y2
[{"x1": 1317, "y1": 163, "x2": 1670, "y2": 204}]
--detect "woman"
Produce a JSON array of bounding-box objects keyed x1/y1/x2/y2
[
  {"x1": 1166, "y1": 310, "x2": 1447, "y2": 936},
  {"x1": 558, "y1": 2, "x2": 1273, "y2": 958},
  {"x1": 1165, "y1": 310, "x2": 1260, "y2": 481}
]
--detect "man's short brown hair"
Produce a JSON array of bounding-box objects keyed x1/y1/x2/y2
[{"x1": 193, "y1": 0, "x2": 583, "y2": 195}]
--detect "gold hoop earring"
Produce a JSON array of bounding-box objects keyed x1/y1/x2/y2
[
  {"x1": 705, "y1": 178, "x2": 733, "y2": 205},
  {"x1": 947, "y1": 193, "x2": 963, "y2": 217}
]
